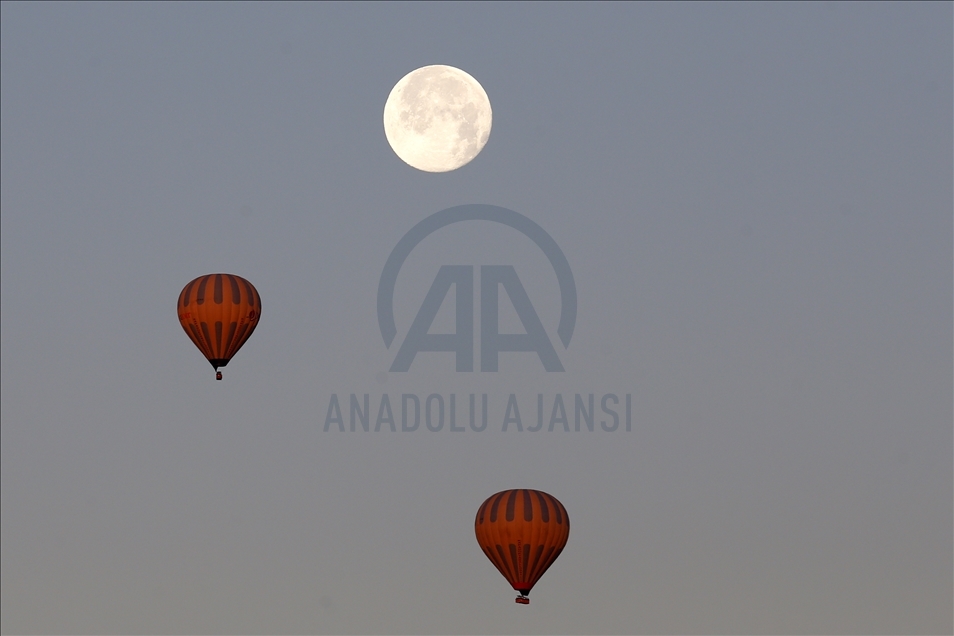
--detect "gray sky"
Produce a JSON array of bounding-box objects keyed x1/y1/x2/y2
[{"x1": 1, "y1": 3, "x2": 951, "y2": 634}]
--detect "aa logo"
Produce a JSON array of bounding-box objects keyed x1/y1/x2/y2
[{"x1": 378, "y1": 204, "x2": 576, "y2": 372}]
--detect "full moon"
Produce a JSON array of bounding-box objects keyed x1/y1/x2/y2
[{"x1": 383, "y1": 65, "x2": 492, "y2": 172}]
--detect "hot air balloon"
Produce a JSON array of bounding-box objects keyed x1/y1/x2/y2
[
  {"x1": 475, "y1": 489, "x2": 569, "y2": 604},
  {"x1": 177, "y1": 274, "x2": 261, "y2": 380}
]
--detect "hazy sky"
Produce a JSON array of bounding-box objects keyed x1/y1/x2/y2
[{"x1": 1, "y1": 3, "x2": 951, "y2": 634}]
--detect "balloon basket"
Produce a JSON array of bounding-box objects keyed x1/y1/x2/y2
[
  {"x1": 216, "y1": 371, "x2": 222, "y2": 380},
  {"x1": 515, "y1": 595, "x2": 529, "y2": 605}
]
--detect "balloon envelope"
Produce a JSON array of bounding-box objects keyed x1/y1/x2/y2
[
  {"x1": 475, "y1": 489, "x2": 569, "y2": 601},
  {"x1": 177, "y1": 274, "x2": 261, "y2": 374}
]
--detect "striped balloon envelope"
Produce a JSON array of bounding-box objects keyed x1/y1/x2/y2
[
  {"x1": 177, "y1": 274, "x2": 261, "y2": 380},
  {"x1": 475, "y1": 489, "x2": 569, "y2": 604}
]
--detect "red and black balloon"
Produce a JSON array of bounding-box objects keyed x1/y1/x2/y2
[
  {"x1": 177, "y1": 273, "x2": 261, "y2": 379},
  {"x1": 475, "y1": 489, "x2": 570, "y2": 604}
]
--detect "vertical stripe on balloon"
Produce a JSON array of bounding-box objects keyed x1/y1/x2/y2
[
  {"x1": 196, "y1": 276, "x2": 209, "y2": 304},
  {"x1": 506, "y1": 490, "x2": 517, "y2": 522},
  {"x1": 229, "y1": 275, "x2": 241, "y2": 304}
]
